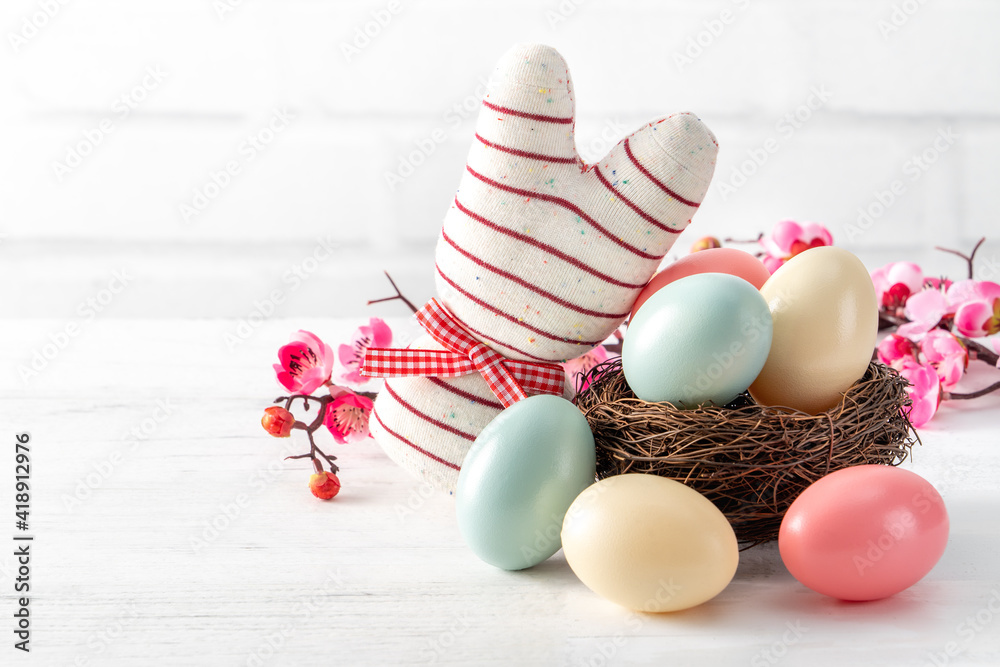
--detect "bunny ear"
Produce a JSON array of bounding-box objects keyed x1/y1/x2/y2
[
  {"x1": 472, "y1": 43, "x2": 579, "y2": 165},
  {"x1": 583, "y1": 113, "x2": 718, "y2": 241}
]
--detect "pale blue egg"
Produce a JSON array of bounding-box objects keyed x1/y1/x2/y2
[
  {"x1": 622, "y1": 273, "x2": 773, "y2": 406},
  {"x1": 456, "y1": 394, "x2": 596, "y2": 571}
]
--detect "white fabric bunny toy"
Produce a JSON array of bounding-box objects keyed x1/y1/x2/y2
[{"x1": 365, "y1": 43, "x2": 718, "y2": 493}]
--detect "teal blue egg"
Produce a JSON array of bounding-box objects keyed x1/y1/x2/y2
[
  {"x1": 456, "y1": 394, "x2": 596, "y2": 571},
  {"x1": 622, "y1": 272, "x2": 773, "y2": 406}
]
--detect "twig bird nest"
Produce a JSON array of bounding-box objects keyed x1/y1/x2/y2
[{"x1": 574, "y1": 359, "x2": 919, "y2": 545}]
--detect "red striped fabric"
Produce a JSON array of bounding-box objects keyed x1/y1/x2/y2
[
  {"x1": 382, "y1": 383, "x2": 477, "y2": 442},
  {"x1": 444, "y1": 308, "x2": 555, "y2": 362},
  {"x1": 593, "y1": 164, "x2": 682, "y2": 235},
  {"x1": 436, "y1": 266, "x2": 606, "y2": 347},
  {"x1": 451, "y1": 197, "x2": 647, "y2": 289},
  {"x1": 474, "y1": 133, "x2": 578, "y2": 164},
  {"x1": 465, "y1": 165, "x2": 662, "y2": 260},
  {"x1": 372, "y1": 408, "x2": 461, "y2": 471},
  {"x1": 482, "y1": 99, "x2": 573, "y2": 124},
  {"x1": 624, "y1": 137, "x2": 701, "y2": 208},
  {"x1": 426, "y1": 376, "x2": 505, "y2": 411},
  {"x1": 440, "y1": 228, "x2": 629, "y2": 320}
]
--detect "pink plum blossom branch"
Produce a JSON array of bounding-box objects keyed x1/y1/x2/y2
[
  {"x1": 880, "y1": 313, "x2": 998, "y2": 374},
  {"x1": 277, "y1": 394, "x2": 339, "y2": 475}
]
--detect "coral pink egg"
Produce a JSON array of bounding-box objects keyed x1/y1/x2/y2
[
  {"x1": 631, "y1": 248, "x2": 771, "y2": 319},
  {"x1": 779, "y1": 465, "x2": 949, "y2": 601}
]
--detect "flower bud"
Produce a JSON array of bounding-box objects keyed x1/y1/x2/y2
[
  {"x1": 309, "y1": 471, "x2": 341, "y2": 500},
  {"x1": 261, "y1": 406, "x2": 294, "y2": 438},
  {"x1": 690, "y1": 236, "x2": 722, "y2": 253}
]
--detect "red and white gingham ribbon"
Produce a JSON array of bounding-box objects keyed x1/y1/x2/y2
[{"x1": 360, "y1": 298, "x2": 565, "y2": 408}]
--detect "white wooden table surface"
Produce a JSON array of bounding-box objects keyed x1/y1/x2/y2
[{"x1": 2, "y1": 317, "x2": 999, "y2": 666}]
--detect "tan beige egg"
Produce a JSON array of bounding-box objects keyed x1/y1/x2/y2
[
  {"x1": 749, "y1": 246, "x2": 878, "y2": 414},
  {"x1": 561, "y1": 474, "x2": 739, "y2": 612}
]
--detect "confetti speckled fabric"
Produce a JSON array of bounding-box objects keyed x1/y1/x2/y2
[{"x1": 370, "y1": 43, "x2": 718, "y2": 493}]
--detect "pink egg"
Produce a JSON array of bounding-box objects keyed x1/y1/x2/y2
[
  {"x1": 779, "y1": 465, "x2": 949, "y2": 601},
  {"x1": 631, "y1": 248, "x2": 771, "y2": 318}
]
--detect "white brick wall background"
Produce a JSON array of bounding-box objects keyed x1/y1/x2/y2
[{"x1": 2, "y1": 0, "x2": 999, "y2": 320}]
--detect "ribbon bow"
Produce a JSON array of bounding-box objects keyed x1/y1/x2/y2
[{"x1": 360, "y1": 298, "x2": 565, "y2": 408}]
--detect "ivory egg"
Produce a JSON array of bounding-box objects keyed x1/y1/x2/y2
[
  {"x1": 749, "y1": 246, "x2": 878, "y2": 414},
  {"x1": 561, "y1": 474, "x2": 739, "y2": 612}
]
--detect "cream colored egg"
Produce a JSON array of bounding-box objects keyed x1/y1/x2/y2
[
  {"x1": 749, "y1": 246, "x2": 878, "y2": 414},
  {"x1": 561, "y1": 474, "x2": 739, "y2": 612}
]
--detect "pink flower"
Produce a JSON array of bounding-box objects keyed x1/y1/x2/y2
[
  {"x1": 919, "y1": 329, "x2": 968, "y2": 391},
  {"x1": 877, "y1": 334, "x2": 918, "y2": 370},
  {"x1": 870, "y1": 262, "x2": 924, "y2": 310},
  {"x1": 898, "y1": 288, "x2": 950, "y2": 338},
  {"x1": 952, "y1": 281, "x2": 1000, "y2": 338},
  {"x1": 690, "y1": 236, "x2": 722, "y2": 253},
  {"x1": 563, "y1": 345, "x2": 612, "y2": 395},
  {"x1": 339, "y1": 318, "x2": 392, "y2": 385},
  {"x1": 274, "y1": 331, "x2": 335, "y2": 394},
  {"x1": 898, "y1": 361, "x2": 941, "y2": 428},
  {"x1": 759, "y1": 220, "x2": 833, "y2": 273},
  {"x1": 323, "y1": 389, "x2": 374, "y2": 444}
]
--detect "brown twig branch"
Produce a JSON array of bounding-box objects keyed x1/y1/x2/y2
[
  {"x1": 367, "y1": 271, "x2": 419, "y2": 314},
  {"x1": 945, "y1": 380, "x2": 1000, "y2": 401},
  {"x1": 723, "y1": 233, "x2": 764, "y2": 245},
  {"x1": 935, "y1": 236, "x2": 986, "y2": 280},
  {"x1": 276, "y1": 394, "x2": 339, "y2": 475}
]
